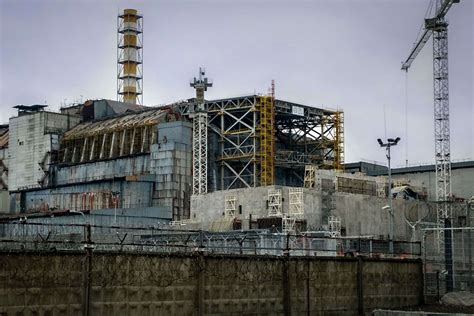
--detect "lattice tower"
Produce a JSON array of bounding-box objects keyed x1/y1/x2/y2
[
  {"x1": 333, "y1": 111, "x2": 345, "y2": 170},
  {"x1": 190, "y1": 68, "x2": 212, "y2": 195},
  {"x1": 259, "y1": 90, "x2": 275, "y2": 186},
  {"x1": 432, "y1": 19, "x2": 452, "y2": 250},
  {"x1": 117, "y1": 9, "x2": 143, "y2": 104}
]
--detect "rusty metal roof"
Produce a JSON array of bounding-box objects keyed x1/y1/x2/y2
[
  {"x1": 0, "y1": 128, "x2": 8, "y2": 149},
  {"x1": 62, "y1": 107, "x2": 170, "y2": 140}
]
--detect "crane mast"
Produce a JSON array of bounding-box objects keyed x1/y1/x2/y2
[{"x1": 401, "y1": 0, "x2": 459, "y2": 250}]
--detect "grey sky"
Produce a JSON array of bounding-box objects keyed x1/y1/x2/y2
[{"x1": 1, "y1": 0, "x2": 472, "y2": 166}]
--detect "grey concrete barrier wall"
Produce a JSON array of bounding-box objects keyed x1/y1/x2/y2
[{"x1": 0, "y1": 251, "x2": 423, "y2": 315}]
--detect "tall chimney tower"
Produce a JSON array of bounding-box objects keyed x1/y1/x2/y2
[{"x1": 117, "y1": 9, "x2": 143, "y2": 105}]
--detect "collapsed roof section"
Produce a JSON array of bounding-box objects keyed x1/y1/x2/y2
[{"x1": 60, "y1": 105, "x2": 183, "y2": 164}]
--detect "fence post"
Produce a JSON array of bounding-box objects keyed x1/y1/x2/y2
[
  {"x1": 444, "y1": 218, "x2": 454, "y2": 292},
  {"x1": 195, "y1": 252, "x2": 205, "y2": 316},
  {"x1": 467, "y1": 202, "x2": 473, "y2": 292},
  {"x1": 282, "y1": 233, "x2": 291, "y2": 315},
  {"x1": 357, "y1": 257, "x2": 364, "y2": 315},
  {"x1": 306, "y1": 259, "x2": 310, "y2": 316},
  {"x1": 83, "y1": 224, "x2": 93, "y2": 316}
]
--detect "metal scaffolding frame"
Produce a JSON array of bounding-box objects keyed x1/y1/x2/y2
[
  {"x1": 288, "y1": 188, "x2": 304, "y2": 217},
  {"x1": 268, "y1": 189, "x2": 282, "y2": 217},
  {"x1": 328, "y1": 215, "x2": 341, "y2": 238},
  {"x1": 303, "y1": 165, "x2": 316, "y2": 188},
  {"x1": 259, "y1": 95, "x2": 275, "y2": 186},
  {"x1": 284, "y1": 187, "x2": 304, "y2": 234},
  {"x1": 206, "y1": 96, "x2": 343, "y2": 190},
  {"x1": 224, "y1": 195, "x2": 237, "y2": 217}
]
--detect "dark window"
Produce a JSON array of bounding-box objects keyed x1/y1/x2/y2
[{"x1": 238, "y1": 205, "x2": 242, "y2": 214}]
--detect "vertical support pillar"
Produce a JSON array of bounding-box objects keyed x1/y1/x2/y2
[
  {"x1": 109, "y1": 132, "x2": 116, "y2": 158},
  {"x1": 83, "y1": 224, "x2": 93, "y2": 316}
]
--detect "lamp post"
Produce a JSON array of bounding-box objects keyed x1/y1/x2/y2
[{"x1": 378, "y1": 137, "x2": 400, "y2": 254}]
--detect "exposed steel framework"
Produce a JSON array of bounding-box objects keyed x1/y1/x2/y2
[
  {"x1": 117, "y1": 9, "x2": 143, "y2": 105},
  {"x1": 206, "y1": 96, "x2": 344, "y2": 190},
  {"x1": 190, "y1": 68, "x2": 212, "y2": 195},
  {"x1": 258, "y1": 95, "x2": 275, "y2": 186}
]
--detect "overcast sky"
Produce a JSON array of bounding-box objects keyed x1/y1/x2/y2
[{"x1": 1, "y1": 0, "x2": 472, "y2": 166}]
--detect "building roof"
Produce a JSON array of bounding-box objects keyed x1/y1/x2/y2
[
  {"x1": 0, "y1": 127, "x2": 8, "y2": 149},
  {"x1": 345, "y1": 160, "x2": 474, "y2": 176},
  {"x1": 62, "y1": 107, "x2": 174, "y2": 140},
  {"x1": 13, "y1": 104, "x2": 47, "y2": 112},
  {"x1": 102, "y1": 99, "x2": 144, "y2": 114}
]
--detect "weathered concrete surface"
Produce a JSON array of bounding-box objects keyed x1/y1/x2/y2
[
  {"x1": 390, "y1": 164, "x2": 474, "y2": 201},
  {"x1": 191, "y1": 186, "x2": 431, "y2": 241},
  {"x1": 0, "y1": 251, "x2": 423, "y2": 315}
]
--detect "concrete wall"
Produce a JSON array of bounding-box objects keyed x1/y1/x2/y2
[
  {"x1": 191, "y1": 186, "x2": 432, "y2": 241},
  {"x1": 52, "y1": 155, "x2": 150, "y2": 186},
  {"x1": 391, "y1": 167, "x2": 474, "y2": 200},
  {"x1": 0, "y1": 252, "x2": 422, "y2": 315},
  {"x1": 8, "y1": 112, "x2": 80, "y2": 191},
  {"x1": 151, "y1": 121, "x2": 192, "y2": 220},
  {"x1": 10, "y1": 181, "x2": 153, "y2": 214},
  {"x1": 0, "y1": 191, "x2": 8, "y2": 214},
  {"x1": 22, "y1": 207, "x2": 171, "y2": 227}
]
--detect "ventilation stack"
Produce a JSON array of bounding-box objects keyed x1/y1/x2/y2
[{"x1": 117, "y1": 9, "x2": 143, "y2": 105}]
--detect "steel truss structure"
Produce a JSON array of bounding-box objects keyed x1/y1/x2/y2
[
  {"x1": 192, "y1": 112, "x2": 208, "y2": 195},
  {"x1": 206, "y1": 96, "x2": 344, "y2": 190},
  {"x1": 432, "y1": 20, "x2": 452, "y2": 249},
  {"x1": 191, "y1": 68, "x2": 212, "y2": 195},
  {"x1": 401, "y1": 0, "x2": 458, "y2": 251}
]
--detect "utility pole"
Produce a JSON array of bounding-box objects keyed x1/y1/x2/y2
[{"x1": 378, "y1": 137, "x2": 400, "y2": 254}]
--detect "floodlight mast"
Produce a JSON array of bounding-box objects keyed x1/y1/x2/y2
[{"x1": 378, "y1": 137, "x2": 401, "y2": 254}]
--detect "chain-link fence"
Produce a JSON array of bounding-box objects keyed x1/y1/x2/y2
[
  {"x1": 422, "y1": 226, "x2": 474, "y2": 298},
  {"x1": 0, "y1": 221, "x2": 421, "y2": 258},
  {"x1": 421, "y1": 201, "x2": 474, "y2": 299}
]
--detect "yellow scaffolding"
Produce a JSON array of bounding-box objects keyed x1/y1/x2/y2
[
  {"x1": 258, "y1": 95, "x2": 275, "y2": 186},
  {"x1": 333, "y1": 111, "x2": 344, "y2": 171}
]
